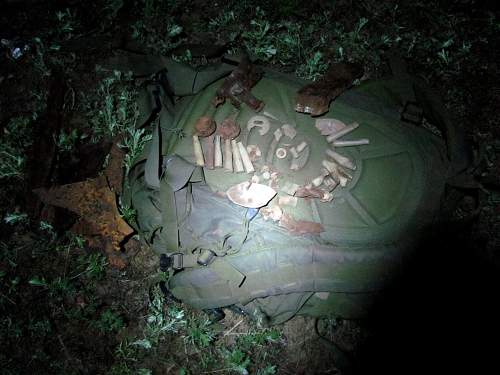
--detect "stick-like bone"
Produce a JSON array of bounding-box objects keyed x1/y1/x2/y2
[
  {"x1": 205, "y1": 135, "x2": 215, "y2": 169},
  {"x1": 231, "y1": 140, "x2": 244, "y2": 172},
  {"x1": 332, "y1": 139, "x2": 370, "y2": 147},
  {"x1": 193, "y1": 135, "x2": 204, "y2": 166},
  {"x1": 326, "y1": 122, "x2": 359, "y2": 142},
  {"x1": 325, "y1": 149, "x2": 356, "y2": 170},
  {"x1": 214, "y1": 135, "x2": 222, "y2": 167},
  {"x1": 237, "y1": 142, "x2": 255, "y2": 173},
  {"x1": 224, "y1": 139, "x2": 233, "y2": 171}
]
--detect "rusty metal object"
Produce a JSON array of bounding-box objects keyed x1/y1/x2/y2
[
  {"x1": 35, "y1": 175, "x2": 133, "y2": 269},
  {"x1": 195, "y1": 116, "x2": 217, "y2": 137},
  {"x1": 295, "y1": 62, "x2": 363, "y2": 116},
  {"x1": 212, "y1": 56, "x2": 264, "y2": 111}
]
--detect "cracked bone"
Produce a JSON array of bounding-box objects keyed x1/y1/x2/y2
[
  {"x1": 325, "y1": 149, "x2": 356, "y2": 170},
  {"x1": 326, "y1": 122, "x2": 359, "y2": 142}
]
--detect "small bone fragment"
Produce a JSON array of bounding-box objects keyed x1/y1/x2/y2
[
  {"x1": 290, "y1": 147, "x2": 299, "y2": 158},
  {"x1": 262, "y1": 171, "x2": 271, "y2": 180},
  {"x1": 224, "y1": 138, "x2": 233, "y2": 171},
  {"x1": 231, "y1": 140, "x2": 244, "y2": 172},
  {"x1": 251, "y1": 175, "x2": 260, "y2": 184},
  {"x1": 192, "y1": 135, "x2": 204, "y2": 166},
  {"x1": 332, "y1": 139, "x2": 370, "y2": 147},
  {"x1": 247, "y1": 115, "x2": 271, "y2": 135},
  {"x1": 325, "y1": 149, "x2": 356, "y2": 170},
  {"x1": 278, "y1": 195, "x2": 298, "y2": 207},
  {"x1": 326, "y1": 122, "x2": 359, "y2": 142},
  {"x1": 261, "y1": 204, "x2": 283, "y2": 221},
  {"x1": 281, "y1": 124, "x2": 297, "y2": 139},
  {"x1": 237, "y1": 141, "x2": 255, "y2": 173},
  {"x1": 322, "y1": 160, "x2": 340, "y2": 182},
  {"x1": 296, "y1": 141, "x2": 307, "y2": 153},
  {"x1": 323, "y1": 176, "x2": 339, "y2": 191},
  {"x1": 290, "y1": 145, "x2": 310, "y2": 171},
  {"x1": 312, "y1": 175, "x2": 325, "y2": 187},
  {"x1": 214, "y1": 135, "x2": 223, "y2": 167},
  {"x1": 274, "y1": 128, "x2": 283, "y2": 141},
  {"x1": 315, "y1": 118, "x2": 347, "y2": 136},
  {"x1": 276, "y1": 148, "x2": 287, "y2": 159},
  {"x1": 320, "y1": 191, "x2": 334, "y2": 202},
  {"x1": 246, "y1": 144, "x2": 262, "y2": 161},
  {"x1": 281, "y1": 182, "x2": 300, "y2": 196}
]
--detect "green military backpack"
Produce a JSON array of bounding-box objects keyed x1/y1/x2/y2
[{"x1": 121, "y1": 56, "x2": 469, "y2": 325}]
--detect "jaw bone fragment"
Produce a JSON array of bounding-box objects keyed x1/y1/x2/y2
[{"x1": 325, "y1": 149, "x2": 356, "y2": 170}]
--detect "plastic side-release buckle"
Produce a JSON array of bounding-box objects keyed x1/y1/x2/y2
[{"x1": 159, "y1": 253, "x2": 184, "y2": 271}]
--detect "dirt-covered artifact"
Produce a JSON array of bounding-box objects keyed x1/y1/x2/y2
[{"x1": 121, "y1": 55, "x2": 470, "y2": 325}]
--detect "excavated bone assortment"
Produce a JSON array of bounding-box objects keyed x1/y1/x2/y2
[
  {"x1": 326, "y1": 122, "x2": 359, "y2": 143},
  {"x1": 315, "y1": 118, "x2": 347, "y2": 136},
  {"x1": 332, "y1": 139, "x2": 370, "y2": 147},
  {"x1": 281, "y1": 124, "x2": 297, "y2": 139},
  {"x1": 227, "y1": 181, "x2": 277, "y2": 209},
  {"x1": 276, "y1": 148, "x2": 287, "y2": 159},
  {"x1": 326, "y1": 149, "x2": 356, "y2": 170}
]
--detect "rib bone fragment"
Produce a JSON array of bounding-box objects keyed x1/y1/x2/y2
[{"x1": 326, "y1": 122, "x2": 359, "y2": 142}]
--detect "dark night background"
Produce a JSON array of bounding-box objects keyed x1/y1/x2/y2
[{"x1": 1, "y1": 0, "x2": 499, "y2": 374}]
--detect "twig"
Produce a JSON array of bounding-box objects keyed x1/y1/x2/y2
[{"x1": 222, "y1": 319, "x2": 244, "y2": 337}]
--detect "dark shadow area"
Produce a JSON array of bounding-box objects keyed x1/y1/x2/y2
[{"x1": 353, "y1": 218, "x2": 500, "y2": 374}]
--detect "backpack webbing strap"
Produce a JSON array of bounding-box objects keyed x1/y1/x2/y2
[
  {"x1": 157, "y1": 155, "x2": 204, "y2": 256},
  {"x1": 145, "y1": 123, "x2": 162, "y2": 189}
]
